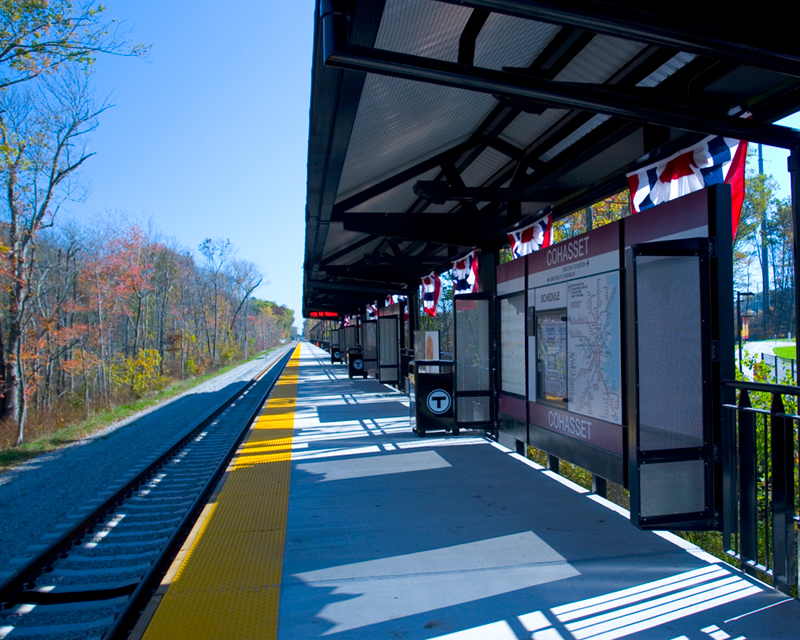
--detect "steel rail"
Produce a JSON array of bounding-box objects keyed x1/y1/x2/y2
[
  {"x1": 103, "y1": 344, "x2": 297, "y2": 639},
  {"x1": 0, "y1": 344, "x2": 295, "y2": 614}
]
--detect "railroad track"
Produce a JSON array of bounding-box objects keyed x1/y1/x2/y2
[{"x1": 0, "y1": 344, "x2": 297, "y2": 640}]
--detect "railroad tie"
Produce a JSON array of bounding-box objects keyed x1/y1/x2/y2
[{"x1": 141, "y1": 344, "x2": 300, "y2": 640}]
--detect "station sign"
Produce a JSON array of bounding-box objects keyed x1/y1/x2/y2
[
  {"x1": 527, "y1": 220, "x2": 624, "y2": 456},
  {"x1": 495, "y1": 188, "x2": 722, "y2": 487}
]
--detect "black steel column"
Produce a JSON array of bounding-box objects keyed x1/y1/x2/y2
[
  {"x1": 790, "y1": 151, "x2": 800, "y2": 365},
  {"x1": 592, "y1": 474, "x2": 607, "y2": 498},
  {"x1": 408, "y1": 289, "x2": 420, "y2": 355},
  {"x1": 737, "y1": 390, "x2": 758, "y2": 577},
  {"x1": 479, "y1": 247, "x2": 498, "y2": 432},
  {"x1": 770, "y1": 393, "x2": 796, "y2": 594},
  {"x1": 710, "y1": 184, "x2": 736, "y2": 535}
]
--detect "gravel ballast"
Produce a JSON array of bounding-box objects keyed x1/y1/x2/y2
[{"x1": 0, "y1": 346, "x2": 292, "y2": 576}]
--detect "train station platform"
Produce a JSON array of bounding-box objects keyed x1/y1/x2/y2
[{"x1": 136, "y1": 343, "x2": 800, "y2": 640}]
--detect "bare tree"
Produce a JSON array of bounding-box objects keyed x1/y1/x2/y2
[
  {"x1": 198, "y1": 237, "x2": 235, "y2": 364},
  {"x1": 0, "y1": 68, "x2": 107, "y2": 443},
  {"x1": 227, "y1": 259, "x2": 263, "y2": 359}
]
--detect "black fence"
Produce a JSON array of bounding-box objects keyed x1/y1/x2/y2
[
  {"x1": 722, "y1": 380, "x2": 799, "y2": 595},
  {"x1": 758, "y1": 353, "x2": 797, "y2": 384}
]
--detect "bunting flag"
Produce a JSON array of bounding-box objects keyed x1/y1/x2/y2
[
  {"x1": 366, "y1": 304, "x2": 377, "y2": 320},
  {"x1": 452, "y1": 251, "x2": 478, "y2": 295},
  {"x1": 421, "y1": 272, "x2": 442, "y2": 317},
  {"x1": 508, "y1": 215, "x2": 553, "y2": 258},
  {"x1": 385, "y1": 295, "x2": 408, "y2": 320},
  {"x1": 627, "y1": 134, "x2": 748, "y2": 238}
]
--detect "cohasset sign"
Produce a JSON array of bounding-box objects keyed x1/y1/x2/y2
[{"x1": 546, "y1": 236, "x2": 590, "y2": 266}]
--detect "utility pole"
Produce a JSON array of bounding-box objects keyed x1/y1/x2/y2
[{"x1": 759, "y1": 144, "x2": 770, "y2": 336}]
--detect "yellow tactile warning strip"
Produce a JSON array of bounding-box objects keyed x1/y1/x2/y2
[{"x1": 141, "y1": 345, "x2": 300, "y2": 640}]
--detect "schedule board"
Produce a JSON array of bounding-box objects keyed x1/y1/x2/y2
[
  {"x1": 497, "y1": 188, "x2": 723, "y2": 486},
  {"x1": 527, "y1": 221, "x2": 624, "y2": 463}
]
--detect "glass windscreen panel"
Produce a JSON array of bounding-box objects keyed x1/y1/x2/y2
[
  {"x1": 457, "y1": 397, "x2": 490, "y2": 423},
  {"x1": 640, "y1": 459, "x2": 706, "y2": 518},
  {"x1": 344, "y1": 326, "x2": 357, "y2": 351},
  {"x1": 455, "y1": 299, "x2": 490, "y2": 392},
  {"x1": 414, "y1": 330, "x2": 441, "y2": 373},
  {"x1": 379, "y1": 318, "x2": 398, "y2": 366},
  {"x1": 500, "y1": 294, "x2": 526, "y2": 396},
  {"x1": 364, "y1": 322, "x2": 377, "y2": 359},
  {"x1": 636, "y1": 255, "x2": 704, "y2": 451}
]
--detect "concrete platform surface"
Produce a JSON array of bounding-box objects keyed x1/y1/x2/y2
[
  {"x1": 277, "y1": 344, "x2": 800, "y2": 640},
  {"x1": 144, "y1": 343, "x2": 800, "y2": 640}
]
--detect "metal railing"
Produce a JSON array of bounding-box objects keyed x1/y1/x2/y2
[{"x1": 722, "y1": 379, "x2": 799, "y2": 595}]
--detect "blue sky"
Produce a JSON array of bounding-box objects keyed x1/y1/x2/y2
[
  {"x1": 63, "y1": 3, "x2": 799, "y2": 330},
  {"x1": 753, "y1": 112, "x2": 800, "y2": 198},
  {"x1": 65, "y1": 1, "x2": 315, "y2": 328}
]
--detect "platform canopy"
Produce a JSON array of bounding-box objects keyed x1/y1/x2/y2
[{"x1": 303, "y1": 0, "x2": 800, "y2": 316}]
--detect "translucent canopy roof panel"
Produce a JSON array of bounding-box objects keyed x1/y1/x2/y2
[
  {"x1": 337, "y1": 77, "x2": 497, "y2": 198},
  {"x1": 304, "y1": 0, "x2": 800, "y2": 315}
]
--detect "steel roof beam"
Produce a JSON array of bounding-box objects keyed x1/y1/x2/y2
[
  {"x1": 405, "y1": 43, "x2": 673, "y2": 220},
  {"x1": 321, "y1": 10, "x2": 800, "y2": 149},
  {"x1": 434, "y1": 0, "x2": 800, "y2": 79},
  {"x1": 331, "y1": 139, "x2": 479, "y2": 216},
  {"x1": 458, "y1": 9, "x2": 490, "y2": 65},
  {"x1": 413, "y1": 181, "x2": 568, "y2": 203},
  {"x1": 319, "y1": 234, "x2": 380, "y2": 267},
  {"x1": 325, "y1": 264, "x2": 441, "y2": 282},
  {"x1": 332, "y1": 211, "x2": 486, "y2": 245},
  {"x1": 308, "y1": 279, "x2": 415, "y2": 296}
]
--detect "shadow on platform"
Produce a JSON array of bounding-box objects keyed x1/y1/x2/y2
[{"x1": 276, "y1": 346, "x2": 800, "y2": 640}]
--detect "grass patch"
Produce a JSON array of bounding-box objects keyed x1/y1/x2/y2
[
  {"x1": 773, "y1": 346, "x2": 796, "y2": 360},
  {"x1": 673, "y1": 530, "x2": 734, "y2": 566},
  {"x1": 0, "y1": 349, "x2": 279, "y2": 473}
]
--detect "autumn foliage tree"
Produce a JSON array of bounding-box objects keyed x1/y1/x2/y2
[
  {"x1": 0, "y1": 219, "x2": 294, "y2": 448},
  {"x1": 0, "y1": 5, "x2": 292, "y2": 449},
  {"x1": 0, "y1": 69, "x2": 106, "y2": 443},
  {"x1": 0, "y1": 0, "x2": 148, "y2": 89}
]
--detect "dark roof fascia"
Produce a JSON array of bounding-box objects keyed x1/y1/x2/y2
[{"x1": 304, "y1": 0, "x2": 387, "y2": 277}]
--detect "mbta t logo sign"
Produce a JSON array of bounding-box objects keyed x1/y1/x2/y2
[{"x1": 427, "y1": 389, "x2": 452, "y2": 414}]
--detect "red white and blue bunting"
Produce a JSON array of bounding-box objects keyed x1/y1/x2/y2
[
  {"x1": 507, "y1": 215, "x2": 553, "y2": 259},
  {"x1": 421, "y1": 272, "x2": 442, "y2": 317},
  {"x1": 627, "y1": 134, "x2": 748, "y2": 238},
  {"x1": 452, "y1": 251, "x2": 478, "y2": 296},
  {"x1": 385, "y1": 294, "x2": 405, "y2": 307},
  {"x1": 385, "y1": 295, "x2": 408, "y2": 320}
]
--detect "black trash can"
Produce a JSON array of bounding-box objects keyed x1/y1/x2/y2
[
  {"x1": 347, "y1": 348, "x2": 367, "y2": 379},
  {"x1": 331, "y1": 344, "x2": 342, "y2": 364},
  {"x1": 409, "y1": 360, "x2": 457, "y2": 436}
]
